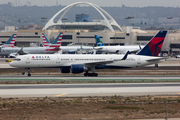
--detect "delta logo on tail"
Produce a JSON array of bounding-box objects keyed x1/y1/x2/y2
[
  {"x1": 95, "y1": 35, "x2": 104, "y2": 46},
  {"x1": 2, "y1": 34, "x2": 17, "y2": 47},
  {"x1": 45, "y1": 32, "x2": 63, "y2": 51},
  {"x1": 137, "y1": 31, "x2": 167, "y2": 56}
]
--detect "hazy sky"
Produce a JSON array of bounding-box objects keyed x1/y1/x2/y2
[{"x1": 0, "y1": 0, "x2": 180, "y2": 7}]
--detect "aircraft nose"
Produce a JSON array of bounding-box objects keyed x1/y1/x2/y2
[{"x1": 9, "y1": 62, "x2": 14, "y2": 66}]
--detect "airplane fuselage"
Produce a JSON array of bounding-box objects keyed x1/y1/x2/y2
[
  {"x1": 60, "y1": 46, "x2": 93, "y2": 53},
  {"x1": 10, "y1": 54, "x2": 164, "y2": 69},
  {"x1": 0, "y1": 47, "x2": 56, "y2": 56},
  {"x1": 0, "y1": 46, "x2": 93, "y2": 57},
  {"x1": 94, "y1": 45, "x2": 144, "y2": 54}
]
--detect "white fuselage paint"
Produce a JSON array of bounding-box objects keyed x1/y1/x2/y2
[
  {"x1": 9, "y1": 54, "x2": 165, "y2": 69},
  {"x1": 60, "y1": 46, "x2": 93, "y2": 53},
  {"x1": 94, "y1": 45, "x2": 144, "y2": 54},
  {"x1": 0, "y1": 46, "x2": 93, "y2": 56},
  {"x1": 0, "y1": 47, "x2": 55, "y2": 56}
]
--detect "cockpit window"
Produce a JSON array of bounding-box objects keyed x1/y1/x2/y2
[{"x1": 13, "y1": 58, "x2": 21, "y2": 61}]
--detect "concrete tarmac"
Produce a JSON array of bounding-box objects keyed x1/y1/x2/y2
[{"x1": 0, "y1": 83, "x2": 180, "y2": 98}]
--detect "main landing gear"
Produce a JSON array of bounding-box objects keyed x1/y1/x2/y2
[
  {"x1": 84, "y1": 67, "x2": 98, "y2": 77},
  {"x1": 21, "y1": 68, "x2": 31, "y2": 76},
  {"x1": 84, "y1": 72, "x2": 98, "y2": 77}
]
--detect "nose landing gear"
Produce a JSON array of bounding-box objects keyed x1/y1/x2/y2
[{"x1": 21, "y1": 68, "x2": 31, "y2": 76}]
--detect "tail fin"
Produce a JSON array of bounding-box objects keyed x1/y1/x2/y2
[
  {"x1": 52, "y1": 32, "x2": 63, "y2": 45},
  {"x1": 95, "y1": 35, "x2": 104, "y2": 46},
  {"x1": 42, "y1": 33, "x2": 51, "y2": 47},
  {"x1": 2, "y1": 34, "x2": 17, "y2": 47},
  {"x1": 137, "y1": 31, "x2": 167, "y2": 56},
  {"x1": 45, "y1": 32, "x2": 63, "y2": 51}
]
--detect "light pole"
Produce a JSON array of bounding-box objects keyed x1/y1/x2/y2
[
  {"x1": 125, "y1": 16, "x2": 134, "y2": 26},
  {"x1": 41, "y1": 17, "x2": 47, "y2": 34},
  {"x1": 167, "y1": 17, "x2": 173, "y2": 30},
  {"x1": 62, "y1": 18, "x2": 68, "y2": 30},
  {"x1": 77, "y1": 22, "x2": 80, "y2": 45},
  {"x1": 125, "y1": 17, "x2": 134, "y2": 45}
]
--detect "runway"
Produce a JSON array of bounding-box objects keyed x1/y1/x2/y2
[
  {"x1": 1, "y1": 75, "x2": 180, "y2": 81},
  {"x1": 0, "y1": 83, "x2": 180, "y2": 98}
]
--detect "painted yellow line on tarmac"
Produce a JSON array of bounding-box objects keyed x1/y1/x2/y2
[{"x1": 55, "y1": 93, "x2": 68, "y2": 97}]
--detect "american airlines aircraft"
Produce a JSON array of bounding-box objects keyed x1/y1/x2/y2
[
  {"x1": 94, "y1": 35, "x2": 144, "y2": 54},
  {"x1": 42, "y1": 32, "x2": 93, "y2": 54},
  {"x1": 0, "y1": 34, "x2": 17, "y2": 48},
  {"x1": 0, "y1": 33, "x2": 62, "y2": 58},
  {"x1": 10, "y1": 31, "x2": 167, "y2": 77}
]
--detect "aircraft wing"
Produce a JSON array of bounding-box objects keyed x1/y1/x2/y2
[
  {"x1": 84, "y1": 60, "x2": 115, "y2": 67},
  {"x1": 94, "y1": 47, "x2": 103, "y2": 50},
  {"x1": 84, "y1": 51, "x2": 129, "y2": 67}
]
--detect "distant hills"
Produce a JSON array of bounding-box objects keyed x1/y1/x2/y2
[{"x1": 0, "y1": 3, "x2": 180, "y2": 30}]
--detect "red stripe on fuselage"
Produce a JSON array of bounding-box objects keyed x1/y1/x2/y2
[{"x1": 45, "y1": 49, "x2": 59, "y2": 51}]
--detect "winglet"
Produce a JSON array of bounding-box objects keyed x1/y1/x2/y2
[
  {"x1": 121, "y1": 51, "x2": 129, "y2": 60},
  {"x1": 17, "y1": 46, "x2": 27, "y2": 55}
]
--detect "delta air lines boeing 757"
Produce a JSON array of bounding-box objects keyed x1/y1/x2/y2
[{"x1": 10, "y1": 31, "x2": 167, "y2": 77}]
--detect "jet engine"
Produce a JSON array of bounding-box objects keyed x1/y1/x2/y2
[
  {"x1": 60, "y1": 65, "x2": 87, "y2": 74},
  {"x1": 71, "y1": 64, "x2": 87, "y2": 74}
]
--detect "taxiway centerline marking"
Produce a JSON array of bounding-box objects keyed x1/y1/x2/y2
[{"x1": 55, "y1": 93, "x2": 68, "y2": 97}]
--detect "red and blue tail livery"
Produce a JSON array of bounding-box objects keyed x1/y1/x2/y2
[
  {"x1": 42, "y1": 33, "x2": 51, "y2": 47},
  {"x1": 52, "y1": 32, "x2": 63, "y2": 45},
  {"x1": 137, "y1": 31, "x2": 167, "y2": 56},
  {"x1": 2, "y1": 34, "x2": 17, "y2": 47},
  {"x1": 45, "y1": 32, "x2": 63, "y2": 51}
]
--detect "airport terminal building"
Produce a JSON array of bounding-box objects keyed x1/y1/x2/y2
[{"x1": 0, "y1": 2, "x2": 180, "y2": 56}]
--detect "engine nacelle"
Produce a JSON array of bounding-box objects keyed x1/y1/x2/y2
[
  {"x1": 71, "y1": 64, "x2": 87, "y2": 74},
  {"x1": 59, "y1": 68, "x2": 70, "y2": 73}
]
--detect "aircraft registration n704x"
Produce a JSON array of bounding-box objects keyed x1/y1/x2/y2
[{"x1": 10, "y1": 31, "x2": 168, "y2": 77}]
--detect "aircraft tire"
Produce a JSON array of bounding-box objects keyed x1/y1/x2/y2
[
  {"x1": 21, "y1": 72, "x2": 25, "y2": 75},
  {"x1": 94, "y1": 73, "x2": 98, "y2": 77},
  {"x1": 88, "y1": 73, "x2": 93, "y2": 76},
  {"x1": 28, "y1": 73, "x2": 31, "y2": 77},
  {"x1": 84, "y1": 73, "x2": 88, "y2": 76}
]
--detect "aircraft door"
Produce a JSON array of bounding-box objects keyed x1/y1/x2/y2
[
  {"x1": 56, "y1": 58, "x2": 60, "y2": 64},
  {"x1": 26, "y1": 57, "x2": 30, "y2": 64},
  {"x1": 137, "y1": 58, "x2": 141, "y2": 64}
]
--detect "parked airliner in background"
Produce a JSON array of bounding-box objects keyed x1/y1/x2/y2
[
  {"x1": 42, "y1": 32, "x2": 93, "y2": 54},
  {"x1": 94, "y1": 35, "x2": 144, "y2": 54},
  {"x1": 0, "y1": 33, "x2": 62, "y2": 58},
  {"x1": 10, "y1": 31, "x2": 167, "y2": 77},
  {"x1": 0, "y1": 34, "x2": 17, "y2": 48},
  {"x1": 42, "y1": 33, "x2": 62, "y2": 47}
]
